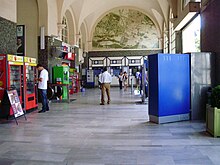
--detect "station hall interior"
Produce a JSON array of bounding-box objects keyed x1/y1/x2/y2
[{"x1": 0, "y1": 0, "x2": 220, "y2": 164}]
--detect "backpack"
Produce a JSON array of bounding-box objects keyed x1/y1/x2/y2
[{"x1": 123, "y1": 75, "x2": 127, "y2": 80}]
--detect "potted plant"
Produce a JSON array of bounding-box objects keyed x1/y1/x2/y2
[{"x1": 206, "y1": 85, "x2": 220, "y2": 137}]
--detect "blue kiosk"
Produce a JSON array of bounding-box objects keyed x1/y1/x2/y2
[{"x1": 148, "y1": 53, "x2": 190, "y2": 124}]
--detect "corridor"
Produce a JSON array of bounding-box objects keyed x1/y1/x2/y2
[{"x1": 0, "y1": 88, "x2": 219, "y2": 165}]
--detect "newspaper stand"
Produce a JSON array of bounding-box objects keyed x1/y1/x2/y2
[{"x1": 2, "y1": 90, "x2": 27, "y2": 125}]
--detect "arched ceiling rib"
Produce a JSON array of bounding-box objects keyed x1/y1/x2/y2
[
  {"x1": 60, "y1": 0, "x2": 171, "y2": 42},
  {"x1": 157, "y1": 0, "x2": 170, "y2": 27},
  {"x1": 64, "y1": 1, "x2": 169, "y2": 26},
  {"x1": 37, "y1": 0, "x2": 48, "y2": 29},
  {"x1": 56, "y1": 0, "x2": 64, "y2": 23}
]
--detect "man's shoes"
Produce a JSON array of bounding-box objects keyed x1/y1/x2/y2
[
  {"x1": 107, "y1": 101, "x2": 110, "y2": 104},
  {"x1": 100, "y1": 103, "x2": 105, "y2": 105},
  {"x1": 38, "y1": 110, "x2": 46, "y2": 113},
  {"x1": 46, "y1": 109, "x2": 49, "y2": 111}
]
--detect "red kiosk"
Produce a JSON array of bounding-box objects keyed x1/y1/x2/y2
[
  {"x1": 23, "y1": 57, "x2": 38, "y2": 111},
  {"x1": 69, "y1": 68, "x2": 79, "y2": 94},
  {"x1": 0, "y1": 54, "x2": 24, "y2": 116}
]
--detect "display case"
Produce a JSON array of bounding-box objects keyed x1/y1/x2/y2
[
  {"x1": 26, "y1": 67, "x2": 35, "y2": 94},
  {"x1": 9, "y1": 65, "x2": 22, "y2": 96}
]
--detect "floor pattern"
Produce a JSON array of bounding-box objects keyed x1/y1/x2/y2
[{"x1": 0, "y1": 88, "x2": 219, "y2": 165}]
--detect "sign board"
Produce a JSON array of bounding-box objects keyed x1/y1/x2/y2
[
  {"x1": 7, "y1": 90, "x2": 24, "y2": 118},
  {"x1": 7, "y1": 54, "x2": 23, "y2": 63}
]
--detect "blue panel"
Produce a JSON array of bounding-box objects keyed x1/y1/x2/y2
[
  {"x1": 158, "y1": 54, "x2": 190, "y2": 116},
  {"x1": 144, "y1": 60, "x2": 148, "y2": 69},
  {"x1": 148, "y1": 54, "x2": 158, "y2": 116},
  {"x1": 113, "y1": 69, "x2": 121, "y2": 76},
  {"x1": 148, "y1": 53, "x2": 190, "y2": 118},
  {"x1": 93, "y1": 69, "x2": 102, "y2": 76}
]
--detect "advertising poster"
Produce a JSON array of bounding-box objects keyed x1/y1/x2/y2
[
  {"x1": 16, "y1": 25, "x2": 25, "y2": 56},
  {"x1": 7, "y1": 90, "x2": 24, "y2": 118}
]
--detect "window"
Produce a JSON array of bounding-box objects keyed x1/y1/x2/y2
[
  {"x1": 62, "y1": 17, "x2": 68, "y2": 43},
  {"x1": 182, "y1": 0, "x2": 201, "y2": 9},
  {"x1": 170, "y1": 28, "x2": 176, "y2": 53},
  {"x1": 182, "y1": 15, "x2": 201, "y2": 53},
  {"x1": 163, "y1": 23, "x2": 168, "y2": 53},
  {"x1": 79, "y1": 38, "x2": 81, "y2": 49},
  {"x1": 164, "y1": 36, "x2": 168, "y2": 53},
  {"x1": 169, "y1": 11, "x2": 176, "y2": 53}
]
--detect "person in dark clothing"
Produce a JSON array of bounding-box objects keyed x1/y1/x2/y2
[{"x1": 118, "y1": 72, "x2": 123, "y2": 90}]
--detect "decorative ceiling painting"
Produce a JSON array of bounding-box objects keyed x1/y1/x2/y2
[{"x1": 92, "y1": 9, "x2": 159, "y2": 50}]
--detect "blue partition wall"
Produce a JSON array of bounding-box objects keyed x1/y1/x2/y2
[{"x1": 148, "y1": 53, "x2": 190, "y2": 124}]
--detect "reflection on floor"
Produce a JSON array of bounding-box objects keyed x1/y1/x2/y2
[{"x1": 0, "y1": 87, "x2": 219, "y2": 165}]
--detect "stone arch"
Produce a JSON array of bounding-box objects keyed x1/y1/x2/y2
[
  {"x1": 80, "y1": 22, "x2": 89, "y2": 51},
  {"x1": 37, "y1": 0, "x2": 48, "y2": 35},
  {"x1": 65, "y1": 9, "x2": 75, "y2": 45}
]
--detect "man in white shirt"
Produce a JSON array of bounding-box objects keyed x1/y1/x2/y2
[
  {"x1": 98, "y1": 71, "x2": 103, "y2": 89},
  {"x1": 100, "y1": 67, "x2": 112, "y2": 105},
  {"x1": 136, "y1": 70, "x2": 141, "y2": 90},
  {"x1": 36, "y1": 64, "x2": 49, "y2": 113}
]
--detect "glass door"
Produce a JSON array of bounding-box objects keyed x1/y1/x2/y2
[
  {"x1": 26, "y1": 66, "x2": 35, "y2": 94},
  {"x1": 9, "y1": 65, "x2": 21, "y2": 96}
]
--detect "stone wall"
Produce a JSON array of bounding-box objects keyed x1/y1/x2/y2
[
  {"x1": 201, "y1": 0, "x2": 220, "y2": 85},
  {"x1": 0, "y1": 16, "x2": 16, "y2": 54}
]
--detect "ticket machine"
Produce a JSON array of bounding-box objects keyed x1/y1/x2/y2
[{"x1": 52, "y1": 66, "x2": 69, "y2": 100}]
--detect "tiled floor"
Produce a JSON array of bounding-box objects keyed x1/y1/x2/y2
[{"x1": 0, "y1": 88, "x2": 219, "y2": 165}]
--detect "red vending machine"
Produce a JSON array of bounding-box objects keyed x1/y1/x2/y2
[
  {"x1": 69, "y1": 68, "x2": 75, "y2": 94},
  {"x1": 0, "y1": 54, "x2": 24, "y2": 116},
  {"x1": 24, "y1": 57, "x2": 38, "y2": 111},
  {"x1": 73, "y1": 72, "x2": 80, "y2": 93},
  {"x1": 69, "y1": 68, "x2": 79, "y2": 94}
]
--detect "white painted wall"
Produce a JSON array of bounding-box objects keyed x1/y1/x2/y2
[
  {"x1": 17, "y1": 0, "x2": 38, "y2": 58},
  {"x1": 47, "y1": 0, "x2": 58, "y2": 36},
  {"x1": 0, "y1": 0, "x2": 16, "y2": 22}
]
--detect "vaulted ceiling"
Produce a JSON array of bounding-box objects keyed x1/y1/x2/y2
[{"x1": 59, "y1": 0, "x2": 172, "y2": 37}]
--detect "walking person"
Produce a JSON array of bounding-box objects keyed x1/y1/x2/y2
[
  {"x1": 36, "y1": 64, "x2": 49, "y2": 113},
  {"x1": 118, "y1": 72, "x2": 123, "y2": 90},
  {"x1": 100, "y1": 67, "x2": 112, "y2": 105},
  {"x1": 123, "y1": 71, "x2": 128, "y2": 91},
  {"x1": 98, "y1": 71, "x2": 103, "y2": 89},
  {"x1": 136, "y1": 70, "x2": 141, "y2": 90}
]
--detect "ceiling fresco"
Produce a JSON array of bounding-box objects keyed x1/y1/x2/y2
[{"x1": 92, "y1": 9, "x2": 159, "y2": 50}]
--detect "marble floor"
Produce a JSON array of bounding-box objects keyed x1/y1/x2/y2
[{"x1": 0, "y1": 88, "x2": 219, "y2": 165}]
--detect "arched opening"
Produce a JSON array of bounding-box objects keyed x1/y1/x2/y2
[
  {"x1": 62, "y1": 16, "x2": 68, "y2": 43},
  {"x1": 64, "y1": 9, "x2": 75, "y2": 45}
]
